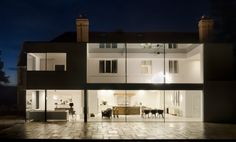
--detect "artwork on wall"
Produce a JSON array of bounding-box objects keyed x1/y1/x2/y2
[{"x1": 54, "y1": 97, "x2": 73, "y2": 108}]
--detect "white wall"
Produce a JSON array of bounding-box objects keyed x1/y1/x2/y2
[
  {"x1": 87, "y1": 59, "x2": 126, "y2": 83},
  {"x1": 46, "y1": 54, "x2": 67, "y2": 71},
  {"x1": 165, "y1": 90, "x2": 202, "y2": 118},
  {"x1": 26, "y1": 90, "x2": 45, "y2": 110},
  {"x1": 185, "y1": 91, "x2": 202, "y2": 118},
  {"x1": 129, "y1": 91, "x2": 163, "y2": 108},
  {"x1": 27, "y1": 54, "x2": 41, "y2": 71},
  {"x1": 127, "y1": 59, "x2": 164, "y2": 83},
  {"x1": 165, "y1": 91, "x2": 185, "y2": 116},
  {"x1": 88, "y1": 90, "x2": 99, "y2": 115},
  {"x1": 26, "y1": 90, "x2": 83, "y2": 117},
  {"x1": 46, "y1": 90, "x2": 82, "y2": 115},
  {"x1": 90, "y1": 90, "x2": 164, "y2": 110}
]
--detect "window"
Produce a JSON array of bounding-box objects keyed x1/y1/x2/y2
[
  {"x1": 99, "y1": 60, "x2": 118, "y2": 73},
  {"x1": 27, "y1": 53, "x2": 67, "y2": 71},
  {"x1": 99, "y1": 43, "x2": 105, "y2": 48},
  {"x1": 99, "y1": 43, "x2": 117, "y2": 48},
  {"x1": 112, "y1": 43, "x2": 117, "y2": 48},
  {"x1": 169, "y1": 60, "x2": 178, "y2": 73},
  {"x1": 141, "y1": 60, "x2": 152, "y2": 74},
  {"x1": 168, "y1": 43, "x2": 177, "y2": 49}
]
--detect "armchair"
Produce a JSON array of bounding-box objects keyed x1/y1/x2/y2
[{"x1": 101, "y1": 108, "x2": 112, "y2": 118}]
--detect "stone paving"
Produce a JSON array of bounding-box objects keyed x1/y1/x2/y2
[{"x1": 0, "y1": 121, "x2": 235, "y2": 140}]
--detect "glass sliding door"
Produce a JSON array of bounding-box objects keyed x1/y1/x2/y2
[
  {"x1": 126, "y1": 90, "x2": 165, "y2": 122},
  {"x1": 85, "y1": 43, "x2": 204, "y2": 123},
  {"x1": 165, "y1": 90, "x2": 203, "y2": 122},
  {"x1": 26, "y1": 90, "x2": 46, "y2": 122},
  {"x1": 46, "y1": 90, "x2": 83, "y2": 122},
  {"x1": 88, "y1": 90, "x2": 126, "y2": 122}
]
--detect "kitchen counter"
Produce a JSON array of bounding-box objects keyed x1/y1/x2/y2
[{"x1": 112, "y1": 106, "x2": 141, "y2": 115}]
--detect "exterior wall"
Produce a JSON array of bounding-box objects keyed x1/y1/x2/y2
[
  {"x1": 204, "y1": 43, "x2": 236, "y2": 123},
  {"x1": 17, "y1": 67, "x2": 27, "y2": 118},
  {"x1": 24, "y1": 43, "x2": 87, "y2": 89}
]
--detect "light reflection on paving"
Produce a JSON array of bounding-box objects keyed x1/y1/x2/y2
[{"x1": 0, "y1": 122, "x2": 235, "y2": 139}]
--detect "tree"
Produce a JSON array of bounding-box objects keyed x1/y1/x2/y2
[{"x1": 0, "y1": 50, "x2": 9, "y2": 86}]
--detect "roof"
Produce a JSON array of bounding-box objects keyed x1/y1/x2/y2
[
  {"x1": 51, "y1": 31, "x2": 200, "y2": 43},
  {"x1": 17, "y1": 31, "x2": 199, "y2": 66}
]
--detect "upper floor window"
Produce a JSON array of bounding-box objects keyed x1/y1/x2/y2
[
  {"x1": 168, "y1": 43, "x2": 177, "y2": 49},
  {"x1": 169, "y1": 60, "x2": 178, "y2": 73},
  {"x1": 99, "y1": 60, "x2": 117, "y2": 73},
  {"x1": 99, "y1": 43, "x2": 117, "y2": 48},
  {"x1": 140, "y1": 60, "x2": 152, "y2": 74},
  {"x1": 27, "y1": 53, "x2": 67, "y2": 71}
]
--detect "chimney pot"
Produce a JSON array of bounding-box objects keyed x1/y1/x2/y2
[
  {"x1": 76, "y1": 15, "x2": 89, "y2": 42},
  {"x1": 198, "y1": 15, "x2": 214, "y2": 42}
]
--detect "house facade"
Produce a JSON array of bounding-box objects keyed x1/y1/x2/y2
[{"x1": 17, "y1": 15, "x2": 236, "y2": 123}]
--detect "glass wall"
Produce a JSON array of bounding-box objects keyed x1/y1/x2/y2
[
  {"x1": 27, "y1": 53, "x2": 67, "y2": 71},
  {"x1": 26, "y1": 90, "x2": 83, "y2": 122},
  {"x1": 26, "y1": 90, "x2": 46, "y2": 121},
  {"x1": 126, "y1": 90, "x2": 164, "y2": 122},
  {"x1": 87, "y1": 43, "x2": 203, "y2": 84},
  {"x1": 87, "y1": 90, "x2": 202, "y2": 122},
  {"x1": 88, "y1": 90, "x2": 126, "y2": 122},
  {"x1": 165, "y1": 90, "x2": 203, "y2": 122},
  {"x1": 165, "y1": 44, "x2": 203, "y2": 83},
  {"x1": 46, "y1": 90, "x2": 83, "y2": 122}
]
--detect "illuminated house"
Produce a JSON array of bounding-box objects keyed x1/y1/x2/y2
[{"x1": 17, "y1": 15, "x2": 236, "y2": 123}]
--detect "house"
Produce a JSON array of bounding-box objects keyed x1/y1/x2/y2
[{"x1": 17, "y1": 15, "x2": 236, "y2": 123}]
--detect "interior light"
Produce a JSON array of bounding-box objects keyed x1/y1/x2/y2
[{"x1": 53, "y1": 95, "x2": 58, "y2": 100}]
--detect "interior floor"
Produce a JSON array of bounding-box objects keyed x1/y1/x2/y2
[{"x1": 67, "y1": 113, "x2": 202, "y2": 122}]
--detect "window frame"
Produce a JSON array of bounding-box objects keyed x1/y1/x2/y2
[{"x1": 99, "y1": 59, "x2": 118, "y2": 74}]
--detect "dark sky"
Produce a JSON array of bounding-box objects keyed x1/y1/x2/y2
[{"x1": 0, "y1": 0, "x2": 210, "y2": 85}]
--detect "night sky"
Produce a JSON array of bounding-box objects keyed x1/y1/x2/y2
[{"x1": 0, "y1": 0, "x2": 210, "y2": 86}]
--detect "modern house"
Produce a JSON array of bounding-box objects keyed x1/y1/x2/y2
[{"x1": 17, "y1": 15, "x2": 236, "y2": 123}]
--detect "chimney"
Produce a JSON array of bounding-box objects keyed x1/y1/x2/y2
[
  {"x1": 76, "y1": 14, "x2": 89, "y2": 42},
  {"x1": 198, "y1": 16, "x2": 214, "y2": 42}
]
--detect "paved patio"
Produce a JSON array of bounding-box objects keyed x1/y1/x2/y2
[{"x1": 0, "y1": 121, "x2": 235, "y2": 140}]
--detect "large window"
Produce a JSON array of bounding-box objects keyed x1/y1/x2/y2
[
  {"x1": 168, "y1": 43, "x2": 177, "y2": 49},
  {"x1": 26, "y1": 90, "x2": 83, "y2": 122},
  {"x1": 169, "y1": 60, "x2": 178, "y2": 74},
  {"x1": 87, "y1": 90, "x2": 203, "y2": 122},
  {"x1": 87, "y1": 43, "x2": 203, "y2": 84},
  {"x1": 27, "y1": 53, "x2": 67, "y2": 71},
  {"x1": 99, "y1": 43, "x2": 117, "y2": 48},
  {"x1": 99, "y1": 60, "x2": 118, "y2": 73},
  {"x1": 140, "y1": 60, "x2": 152, "y2": 74}
]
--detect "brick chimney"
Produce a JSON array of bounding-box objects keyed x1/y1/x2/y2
[
  {"x1": 76, "y1": 14, "x2": 89, "y2": 42},
  {"x1": 198, "y1": 16, "x2": 214, "y2": 42}
]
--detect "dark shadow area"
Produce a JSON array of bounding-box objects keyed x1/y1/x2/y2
[{"x1": 0, "y1": 86, "x2": 18, "y2": 116}]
